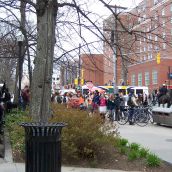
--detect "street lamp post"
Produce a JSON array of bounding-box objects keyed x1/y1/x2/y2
[
  {"x1": 17, "y1": 32, "x2": 24, "y2": 104},
  {"x1": 106, "y1": 5, "x2": 127, "y2": 94}
]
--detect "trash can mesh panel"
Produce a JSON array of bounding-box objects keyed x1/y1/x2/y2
[{"x1": 20, "y1": 122, "x2": 66, "y2": 172}]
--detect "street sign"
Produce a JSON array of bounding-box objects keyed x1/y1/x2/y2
[{"x1": 168, "y1": 73, "x2": 172, "y2": 79}]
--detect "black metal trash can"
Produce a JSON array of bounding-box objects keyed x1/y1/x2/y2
[{"x1": 20, "y1": 122, "x2": 66, "y2": 172}]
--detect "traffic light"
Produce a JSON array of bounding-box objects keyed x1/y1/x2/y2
[
  {"x1": 74, "y1": 78, "x2": 78, "y2": 85},
  {"x1": 156, "y1": 52, "x2": 160, "y2": 64},
  {"x1": 81, "y1": 79, "x2": 85, "y2": 85}
]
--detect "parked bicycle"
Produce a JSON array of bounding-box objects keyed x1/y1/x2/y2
[{"x1": 117, "y1": 105, "x2": 153, "y2": 126}]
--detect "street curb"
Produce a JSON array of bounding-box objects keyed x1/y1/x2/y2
[{"x1": 4, "y1": 129, "x2": 13, "y2": 163}]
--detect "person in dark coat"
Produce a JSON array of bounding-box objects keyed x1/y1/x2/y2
[
  {"x1": 114, "y1": 93, "x2": 121, "y2": 121},
  {"x1": 92, "y1": 91, "x2": 100, "y2": 113},
  {"x1": 158, "y1": 84, "x2": 168, "y2": 100},
  {"x1": 106, "y1": 94, "x2": 115, "y2": 122}
]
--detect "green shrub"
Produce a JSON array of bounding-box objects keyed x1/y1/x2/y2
[
  {"x1": 50, "y1": 104, "x2": 118, "y2": 162},
  {"x1": 128, "y1": 150, "x2": 139, "y2": 161},
  {"x1": 139, "y1": 148, "x2": 149, "y2": 158},
  {"x1": 5, "y1": 111, "x2": 31, "y2": 157},
  {"x1": 129, "y1": 143, "x2": 140, "y2": 151},
  {"x1": 146, "y1": 153, "x2": 161, "y2": 167},
  {"x1": 119, "y1": 146, "x2": 128, "y2": 155},
  {"x1": 117, "y1": 138, "x2": 128, "y2": 147}
]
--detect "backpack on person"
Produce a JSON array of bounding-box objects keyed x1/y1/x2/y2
[
  {"x1": 57, "y1": 96, "x2": 62, "y2": 104},
  {"x1": 63, "y1": 96, "x2": 67, "y2": 103},
  {"x1": 127, "y1": 96, "x2": 134, "y2": 107}
]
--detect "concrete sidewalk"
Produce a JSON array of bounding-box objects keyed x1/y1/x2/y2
[
  {"x1": 0, "y1": 163, "x2": 140, "y2": 172},
  {"x1": 1, "y1": 130, "x2": 140, "y2": 172},
  {"x1": 118, "y1": 123, "x2": 172, "y2": 164}
]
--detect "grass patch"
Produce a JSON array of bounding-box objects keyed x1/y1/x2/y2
[
  {"x1": 146, "y1": 153, "x2": 161, "y2": 167},
  {"x1": 128, "y1": 150, "x2": 139, "y2": 161}
]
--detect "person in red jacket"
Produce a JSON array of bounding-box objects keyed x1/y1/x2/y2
[
  {"x1": 99, "y1": 94, "x2": 107, "y2": 121},
  {"x1": 21, "y1": 85, "x2": 30, "y2": 111}
]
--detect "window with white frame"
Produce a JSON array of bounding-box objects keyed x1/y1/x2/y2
[
  {"x1": 162, "y1": 32, "x2": 166, "y2": 38},
  {"x1": 145, "y1": 72, "x2": 150, "y2": 86},
  {"x1": 162, "y1": 9, "x2": 165, "y2": 16},
  {"x1": 143, "y1": 14, "x2": 146, "y2": 21},
  {"x1": 163, "y1": 43, "x2": 166, "y2": 49},
  {"x1": 152, "y1": 70, "x2": 158, "y2": 84},
  {"x1": 150, "y1": 53, "x2": 153, "y2": 59},
  {"x1": 171, "y1": 17, "x2": 172, "y2": 23},
  {"x1": 162, "y1": 19, "x2": 165, "y2": 27},
  {"x1": 131, "y1": 74, "x2": 136, "y2": 86},
  {"x1": 171, "y1": 3, "x2": 172, "y2": 12},
  {"x1": 138, "y1": 73, "x2": 142, "y2": 86},
  {"x1": 155, "y1": 35, "x2": 158, "y2": 41},
  {"x1": 148, "y1": 53, "x2": 150, "y2": 59},
  {"x1": 149, "y1": 35, "x2": 152, "y2": 40}
]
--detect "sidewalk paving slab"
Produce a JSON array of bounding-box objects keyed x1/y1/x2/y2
[{"x1": 0, "y1": 163, "x2": 140, "y2": 172}]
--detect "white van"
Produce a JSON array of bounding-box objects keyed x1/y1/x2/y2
[{"x1": 126, "y1": 86, "x2": 149, "y2": 96}]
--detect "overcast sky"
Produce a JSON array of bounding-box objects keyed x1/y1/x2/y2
[
  {"x1": 77, "y1": 0, "x2": 143, "y2": 54},
  {"x1": 91, "y1": 0, "x2": 143, "y2": 17}
]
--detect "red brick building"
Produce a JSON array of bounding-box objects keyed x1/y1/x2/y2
[
  {"x1": 103, "y1": 0, "x2": 172, "y2": 92},
  {"x1": 103, "y1": 13, "x2": 131, "y2": 86},
  {"x1": 81, "y1": 54, "x2": 104, "y2": 86},
  {"x1": 127, "y1": 0, "x2": 172, "y2": 92}
]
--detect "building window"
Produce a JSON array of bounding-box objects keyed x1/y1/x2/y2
[
  {"x1": 152, "y1": 70, "x2": 158, "y2": 84},
  {"x1": 148, "y1": 53, "x2": 150, "y2": 59},
  {"x1": 171, "y1": 17, "x2": 172, "y2": 23},
  {"x1": 171, "y1": 3, "x2": 172, "y2": 12},
  {"x1": 163, "y1": 43, "x2": 166, "y2": 49},
  {"x1": 150, "y1": 53, "x2": 153, "y2": 59},
  {"x1": 161, "y1": 9, "x2": 165, "y2": 16},
  {"x1": 145, "y1": 72, "x2": 150, "y2": 86},
  {"x1": 131, "y1": 74, "x2": 136, "y2": 86},
  {"x1": 138, "y1": 73, "x2": 142, "y2": 86},
  {"x1": 162, "y1": 32, "x2": 166, "y2": 39},
  {"x1": 155, "y1": 35, "x2": 158, "y2": 41},
  {"x1": 162, "y1": 19, "x2": 165, "y2": 27}
]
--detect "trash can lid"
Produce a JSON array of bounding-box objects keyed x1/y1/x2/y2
[{"x1": 20, "y1": 122, "x2": 67, "y2": 128}]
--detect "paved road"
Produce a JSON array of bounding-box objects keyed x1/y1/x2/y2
[{"x1": 117, "y1": 123, "x2": 172, "y2": 164}]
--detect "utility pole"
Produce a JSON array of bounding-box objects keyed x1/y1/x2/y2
[
  {"x1": 78, "y1": 43, "x2": 81, "y2": 87},
  {"x1": 108, "y1": 5, "x2": 127, "y2": 94}
]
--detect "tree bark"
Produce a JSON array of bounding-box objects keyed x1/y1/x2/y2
[{"x1": 30, "y1": 0, "x2": 57, "y2": 122}]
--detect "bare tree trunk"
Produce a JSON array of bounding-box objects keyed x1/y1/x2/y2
[
  {"x1": 14, "y1": 0, "x2": 26, "y2": 103},
  {"x1": 30, "y1": 0, "x2": 57, "y2": 122}
]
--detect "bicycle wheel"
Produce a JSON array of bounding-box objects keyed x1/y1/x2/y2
[
  {"x1": 117, "y1": 111, "x2": 128, "y2": 125},
  {"x1": 148, "y1": 112, "x2": 154, "y2": 124},
  {"x1": 135, "y1": 112, "x2": 149, "y2": 127}
]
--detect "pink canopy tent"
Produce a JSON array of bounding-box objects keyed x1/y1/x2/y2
[{"x1": 89, "y1": 86, "x2": 105, "y2": 93}]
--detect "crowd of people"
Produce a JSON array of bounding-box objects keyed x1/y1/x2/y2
[
  {"x1": 51, "y1": 83, "x2": 171, "y2": 125},
  {"x1": 51, "y1": 89, "x2": 150, "y2": 123}
]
